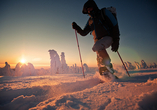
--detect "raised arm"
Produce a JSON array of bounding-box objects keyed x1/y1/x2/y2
[{"x1": 72, "y1": 22, "x2": 91, "y2": 36}]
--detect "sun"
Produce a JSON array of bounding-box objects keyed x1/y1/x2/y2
[{"x1": 20, "y1": 58, "x2": 26, "y2": 64}]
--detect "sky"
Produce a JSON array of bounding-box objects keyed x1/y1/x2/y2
[{"x1": 0, "y1": 0, "x2": 157, "y2": 68}]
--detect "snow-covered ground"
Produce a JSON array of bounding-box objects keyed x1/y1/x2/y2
[{"x1": 0, "y1": 68, "x2": 157, "y2": 110}]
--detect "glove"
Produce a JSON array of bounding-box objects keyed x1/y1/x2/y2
[
  {"x1": 72, "y1": 22, "x2": 80, "y2": 30},
  {"x1": 111, "y1": 39, "x2": 119, "y2": 52}
]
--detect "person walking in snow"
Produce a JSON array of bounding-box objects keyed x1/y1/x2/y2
[{"x1": 72, "y1": 0, "x2": 120, "y2": 76}]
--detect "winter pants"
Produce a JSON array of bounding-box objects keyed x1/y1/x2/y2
[{"x1": 92, "y1": 36, "x2": 112, "y2": 66}]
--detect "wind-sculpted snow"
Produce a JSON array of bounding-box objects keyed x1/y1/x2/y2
[
  {"x1": 0, "y1": 69, "x2": 157, "y2": 110},
  {"x1": 138, "y1": 91, "x2": 157, "y2": 110},
  {"x1": 0, "y1": 73, "x2": 103, "y2": 110}
]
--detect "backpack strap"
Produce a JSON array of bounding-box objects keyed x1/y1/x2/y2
[{"x1": 98, "y1": 19, "x2": 110, "y2": 35}]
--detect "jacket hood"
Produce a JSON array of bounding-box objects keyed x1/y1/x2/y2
[{"x1": 82, "y1": 0, "x2": 99, "y2": 14}]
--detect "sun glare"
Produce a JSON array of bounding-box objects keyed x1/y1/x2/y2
[{"x1": 20, "y1": 59, "x2": 26, "y2": 64}]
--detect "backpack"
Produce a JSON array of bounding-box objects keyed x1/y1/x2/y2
[
  {"x1": 99, "y1": 6, "x2": 120, "y2": 52},
  {"x1": 106, "y1": 6, "x2": 117, "y2": 18},
  {"x1": 100, "y1": 6, "x2": 120, "y2": 38}
]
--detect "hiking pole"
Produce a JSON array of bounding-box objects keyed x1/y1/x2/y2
[
  {"x1": 117, "y1": 51, "x2": 130, "y2": 77},
  {"x1": 75, "y1": 30, "x2": 85, "y2": 78}
]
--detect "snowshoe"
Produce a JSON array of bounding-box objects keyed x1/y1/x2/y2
[
  {"x1": 99, "y1": 66, "x2": 107, "y2": 75},
  {"x1": 99, "y1": 67, "x2": 111, "y2": 79},
  {"x1": 103, "y1": 71, "x2": 111, "y2": 79},
  {"x1": 99, "y1": 66, "x2": 119, "y2": 79}
]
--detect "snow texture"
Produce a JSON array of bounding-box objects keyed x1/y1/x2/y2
[{"x1": 0, "y1": 68, "x2": 157, "y2": 110}]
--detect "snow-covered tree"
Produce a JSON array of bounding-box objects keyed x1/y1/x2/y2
[
  {"x1": 0, "y1": 62, "x2": 14, "y2": 76},
  {"x1": 48, "y1": 49, "x2": 61, "y2": 74},
  {"x1": 15, "y1": 62, "x2": 36, "y2": 76},
  {"x1": 124, "y1": 61, "x2": 135, "y2": 70},
  {"x1": 60, "y1": 52, "x2": 68, "y2": 73},
  {"x1": 134, "y1": 61, "x2": 141, "y2": 69},
  {"x1": 83, "y1": 63, "x2": 89, "y2": 73},
  {"x1": 141, "y1": 60, "x2": 148, "y2": 69}
]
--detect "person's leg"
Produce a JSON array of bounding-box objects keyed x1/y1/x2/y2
[
  {"x1": 93, "y1": 36, "x2": 114, "y2": 74},
  {"x1": 92, "y1": 36, "x2": 112, "y2": 52},
  {"x1": 97, "y1": 49, "x2": 114, "y2": 74},
  {"x1": 97, "y1": 55, "x2": 109, "y2": 75},
  {"x1": 96, "y1": 49, "x2": 111, "y2": 66}
]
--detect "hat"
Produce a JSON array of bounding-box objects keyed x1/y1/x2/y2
[{"x1": 82, "y1": 0, "x2": 99, "y2": 14}]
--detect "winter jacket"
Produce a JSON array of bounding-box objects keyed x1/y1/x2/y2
[{"x1": 76, "y1": 9, "x2": 120, "y2": 43}]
